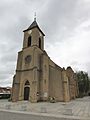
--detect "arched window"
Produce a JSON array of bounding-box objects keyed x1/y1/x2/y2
[
  {"x1": 28, "y1": 36, "x2": 31, "y2": 47},
  {"x1": 39, "y1": 38, "x2": 41, "y2": 49},
  {"x1": 25, "y1": 80, "x2": 30, "y2": 85}
]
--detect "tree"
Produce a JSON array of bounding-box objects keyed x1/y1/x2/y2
[{"x1": 76, "y1": 71, "x2": 90, "y2": 97}]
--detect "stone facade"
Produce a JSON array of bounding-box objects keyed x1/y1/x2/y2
[{"x1": 11, "y1": 20, "x2": 78, "y2": 102}]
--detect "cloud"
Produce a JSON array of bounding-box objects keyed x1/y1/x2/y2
[
  {"x1": 0, "y1": 0, "x2": 90, "y2": 86},
  {"x1": 46, "y1": 19, "x2": 90, "y2": 74}
]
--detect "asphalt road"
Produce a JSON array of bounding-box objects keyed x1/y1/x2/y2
[{"x1": 0, "y1": 111, "x2": 80, "y2": 120}]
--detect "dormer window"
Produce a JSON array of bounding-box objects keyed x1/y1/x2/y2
[
  {"x1": 28, "y1": 36, "x2": 31, "y2": 47},
  {"x1": 39, "y1": 38, "x2": 41, "y2": 49}
]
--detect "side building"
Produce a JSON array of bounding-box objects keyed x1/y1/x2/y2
[
  {"x1": 11, "y1": 19, "x2": 78, "y2": 102},
  {"x1": 0, "y1": 87, "x2": 11, "y2": 99}
]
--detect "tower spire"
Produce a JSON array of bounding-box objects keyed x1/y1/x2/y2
[{"x1": 34, "y1": 12, "x2": 36, "y2": 21}]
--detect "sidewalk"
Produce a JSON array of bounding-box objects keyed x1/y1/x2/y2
[{"x1": 0, "y1": 97, "x2": 90, "y2": 120}]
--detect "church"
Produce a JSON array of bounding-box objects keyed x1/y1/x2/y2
[{"x1": 11, "y1": 18, "x2": 78, "y2": 102}]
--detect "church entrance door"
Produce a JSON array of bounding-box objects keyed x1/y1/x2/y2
[{"x1": 24, "y1": 87, "x2": 30, "y2": 100}]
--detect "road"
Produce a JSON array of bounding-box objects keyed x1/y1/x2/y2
[{"x1": 0, "y1": 110, "x2": 80, "y2": 120}]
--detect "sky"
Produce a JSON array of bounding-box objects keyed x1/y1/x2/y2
[{"x1": 0, "y1": 0, "x2": 90, "y2": 87}]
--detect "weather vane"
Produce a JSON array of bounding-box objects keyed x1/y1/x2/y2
[{"x1": 34, "y1": 12, "x2": 36, "y2": 21}]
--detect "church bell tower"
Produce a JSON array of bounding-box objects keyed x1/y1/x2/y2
[
  {"x1": 23, "y1": 18, "x2": 45, "y2": 50},
  {"x1": 11, "y1": 18, "x2": 45, "y2": 102}
]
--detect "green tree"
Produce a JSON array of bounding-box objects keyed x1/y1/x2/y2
[{"x1": 76, "y1": 71, "x2": 90, "y2": 97}]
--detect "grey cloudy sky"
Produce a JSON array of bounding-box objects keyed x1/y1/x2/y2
[{"x1": 0, "y1": 0, "x2": 90, "y2": 86}]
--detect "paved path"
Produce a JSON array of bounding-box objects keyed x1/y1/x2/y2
[
  {"x1": 0, "y1": 96, "x2": 90, "y2": 120},
  {"x1": 0, "y1": 110, "x2": 84, "y2": 120}
]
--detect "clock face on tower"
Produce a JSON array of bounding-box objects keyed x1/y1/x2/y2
[{"x1": 25, "y1": 55, "x2": 32, "y2": 64}]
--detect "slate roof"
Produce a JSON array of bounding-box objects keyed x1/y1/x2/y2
[{"x1": 23, "y1": 20, "x2": 45, "y2": 36}]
